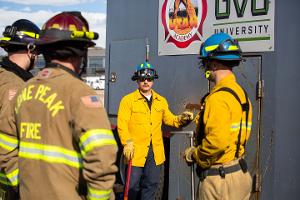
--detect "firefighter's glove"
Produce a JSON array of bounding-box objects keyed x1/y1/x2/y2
[
  {"x1": 179, "y1": 111, "x2": 194, "y2": 126},
  {"x1": 123, "y1": 140, "x2": 134, "y2": 160},
  {"x1": 184, "y1": 147, "x2": 195, "y2": 163}
]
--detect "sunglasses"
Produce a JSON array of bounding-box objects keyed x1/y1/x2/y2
[{"x1": 138, "y1": 77, "x2": 154, "y2": 82}]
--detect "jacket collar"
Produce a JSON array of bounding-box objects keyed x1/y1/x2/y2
[
  {"x1": 0, "y1": 56, "x2": 33, "y2": 81},
  {"x1": 133, "y1": 89, "x2": 161, "y2": 102},
  {"x1": 211, "y1": 73, "x2": 236, "y2": 93},
  {"x1": 46, "y1": 62, "x2": 82, "y2": 81}
]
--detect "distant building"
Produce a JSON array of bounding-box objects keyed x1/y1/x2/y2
[
  {"x1": 85, "y1": 47, "x2": 105, "y2": 76},
  {"x1": 82, "y1": 47, "x2": 106, "y2": 103},
  {"x1": 82, "y1": 47, "x2": 106, "y2": 92}
]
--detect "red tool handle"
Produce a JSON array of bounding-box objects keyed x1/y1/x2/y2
[{"x1": 124, "y1": 160, "x2": 132, "y2": 200}]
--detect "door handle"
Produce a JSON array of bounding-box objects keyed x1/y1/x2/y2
[{"x1": 109, "y1": 72, "x2": 117, "y2": 82}]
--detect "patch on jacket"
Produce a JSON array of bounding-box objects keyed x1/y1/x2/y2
[
  {"x1": 81, "y1": 95, "x2": 103, "y2": 108},
  {"x1": 8, "y1": 89, "x2": 17, "y2": 101},
  {"x1": 37, "y1": 69, "x2": 52, "y2": 79}
]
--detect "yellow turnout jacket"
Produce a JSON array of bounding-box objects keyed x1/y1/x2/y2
[
  {"x1": 117, "y1": 89, "x2": 182, "y2": 167},
  {"x1": 193, "y1": 74, "x2": 252, "y2": 169}
]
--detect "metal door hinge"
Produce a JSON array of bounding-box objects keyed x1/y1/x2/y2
[
  {"x1": 256, "y1": 80, "x2": 264, "y2": 100},
  {"x1": 253, "y1": 172, "x2": 262, "y2": 192}
]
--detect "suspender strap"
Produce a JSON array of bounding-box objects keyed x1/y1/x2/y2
[
  {"x1": 242, "y1": 88, "x2": 250, "y2": 148},
  {"x1": 215, "y1": 87, "x2": 249, "y2": 158}
]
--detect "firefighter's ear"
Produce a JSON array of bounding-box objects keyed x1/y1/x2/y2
[{"x1": 210, "y1": 60, "x2": 219, "y2": 71}]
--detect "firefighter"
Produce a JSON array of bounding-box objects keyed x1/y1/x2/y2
[
  {"x1": 117, "y1": 62, "x2": 193, "y2": 199},
  {"x1": 0, "y1": 12, "x2": 118, "y2": 200},
  {"x1": 184, "y1": 33, "x2": 253, "y2": 200},
  {"x1": 0, "y1": 19, "x2": 40, "y2": 200}
]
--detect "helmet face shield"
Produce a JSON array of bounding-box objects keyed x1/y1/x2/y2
[
  {"x1": 3, "y1": 26, "x2": 18, "y2": 38},
  {"x1": 131, "y1": 62, "x2": 159, "y2": 81},
  {"x1": 135, "y1": 68, "x2": 158, "y2": 82},
  {"x1": 205, "y1": 38, "x2": 241, "y2": 54},
  {"x1": 138, "y1": 68, "x2": 156, "y2": 78},
  {"x1": 3, "y1": 26, "x2": 39, "y2": 40},
  {"x1": 0, "y1": 19, "x2": 40, "y2": 50},
  {"x1": 199, "y1": 33, "x2": 242, "y2": 61}
]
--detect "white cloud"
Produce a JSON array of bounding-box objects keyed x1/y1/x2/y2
[
  {"x1": 22, "y1": 7, "x2": 31, "y2": 12},
  {"x1": 0, "y1": 8, "x2": 106, "y2": 48},
  {"x1": 0, "y1": 0, "x2": 96, "y2": 6},
  {"x1": 82, "y1": 12, "x2": 106, "y2": 48},
  {"x1": 0, "y1": 8, "x2": 54, "y2": 29}
]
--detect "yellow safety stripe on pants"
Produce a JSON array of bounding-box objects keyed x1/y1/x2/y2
[
  {"x1": 0, "y1": 133, "x2": 18, "y2": 151},
  {"x1": 0, "y1": 169, "x2": 19, "y2": 186},
  {"x1": 79, "y1": 129, "x2": 117, "y2": 156},
  {"x1": 19, "y1": 141, "x2": 83, "y2": 169},
  {"x1": 87, "y1": 187, "x2": 112, "y2": 200},
  {"x1": 230, "y1": 122, "x2": 252, "y2": 132}
]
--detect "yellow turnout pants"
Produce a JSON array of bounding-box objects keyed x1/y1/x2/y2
[{"x1": 197, "y1": 160, "x2": 252, "y2": 200}]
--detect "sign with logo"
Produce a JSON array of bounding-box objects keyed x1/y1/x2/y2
[
  {"x1": 158, "y1": 0, "x2": 274, "y2": 55},
  {"x1": 158, "y1": 0, "x2": 207, "y2": 55}
]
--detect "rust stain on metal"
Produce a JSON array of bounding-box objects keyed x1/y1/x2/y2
[{"x1": 185, "y1": 103, "x2": 202, "y2": 111}]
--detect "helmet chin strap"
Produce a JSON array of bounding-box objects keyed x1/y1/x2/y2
[
  {"x1": 27, "y1": 43, "x2": 36, "y2": 71},
  {"x1": 28, "y1": 54, "x2": 35, "y2": 71},
  {"x1": 205, "y1": 71, "x2": 211, "y2": 79},
  {"x1": 79, "y1": 51, "x2": 87, "y2": 76},
  {"x1": 204, "y1": 59, "x2": 214, "y2": 81}
]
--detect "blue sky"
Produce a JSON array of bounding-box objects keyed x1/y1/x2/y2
[{"x1": 0, "y1": 0, "x2": 107, "y2": 54}]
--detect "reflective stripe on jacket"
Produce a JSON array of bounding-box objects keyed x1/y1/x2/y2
[
  {"x1": 3, "y1": 66, "x2": 118, "y2": 200},
  {"x1": 0, "y1": 169, "x2": 18, "y2": 186},
  {"x1": 0, "y1": 67, "x2": 24, "y2": 187},
  {"x1": 193, "y1": 74, "x2": 253, "y2": 169},
  {"x1": 117, "y1": 89, "x2": 181, "y2": 167}
]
